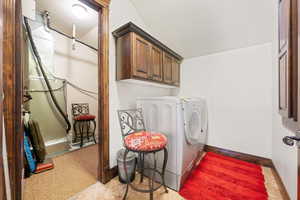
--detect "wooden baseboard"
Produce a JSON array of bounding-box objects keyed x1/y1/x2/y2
[
  {"x1": 204, "y1": 145, "x2": 290, "y2": 200},
  {"x1": 270, "y1": 163, "x2": 291, "y2": 200},
  {"x1": 204, "y1": 145, "x2": 273, "y2": 167},
  {"x1": 108, "y1": 166, "x2": 118, "y2": 180}
]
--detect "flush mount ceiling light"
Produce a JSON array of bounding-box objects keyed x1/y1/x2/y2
[{"x1": 72, "y1": 4, "x2": 88, "y2": 19}]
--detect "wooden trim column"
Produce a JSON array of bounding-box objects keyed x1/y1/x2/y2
[
  {"x1": 96, "y1": 0, "x2": 114, "y2": 184},
  {"x1": 82, "y1": 0, "x2": 113, "y2": 184},
  {"x1": 0, "y1": 0, "x2": 5, "y2": 199},
  {"x1": 3, "y1": 0, "x2": 23, "y2": 200}
]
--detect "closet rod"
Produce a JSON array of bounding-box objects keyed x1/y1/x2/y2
[{"x1": 43, "y1": 11, "x2": 98, "y2": 52}]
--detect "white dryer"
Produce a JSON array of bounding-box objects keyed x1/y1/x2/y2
[{"x1": 136, "y1": 96, "x2": 208, "y2": 191}]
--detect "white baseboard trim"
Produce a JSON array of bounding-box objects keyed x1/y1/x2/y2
[{"x1": 45, "y1": 137, "x2": 68, "y2": 147}]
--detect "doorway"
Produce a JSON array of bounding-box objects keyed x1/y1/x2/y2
[
  {"x1": 24, "y1": 0, "x2": 99, "y2": 158},
  {"x1": 1, "y1": 0, "x2": 113, "y2": 199},
  {"x1": 22, "y1": 0, "x2": 99, "y2": 198}
]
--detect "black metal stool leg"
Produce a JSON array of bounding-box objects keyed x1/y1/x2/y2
[
  {"x1": 140, "y1": 152, "x2": 144, "y2": 183},
  {"x1": 148, "y1": 179, "x2": 153, "y2": 200},
  {"x1": 123, "y1": 149, "x2": 130, "y2": 200},
  {"x1": 87, "y1": 121, "x2": 90, "y2": 141},
  {"x1": 147, "y1": 171, "x2": 152, "y2": 200},
  {"x1": 149, "y1": 152, "x2": 156, "y2": 200},
  {"x1": 120, "y1": 148, "x2": 168, "y2": 199},
  {"x1": 80, "y1": 121, "x2": 84, "y2": 147},
  {"x1": 92, "y1": 119, "x2": 97, "y2": 144},
  {"x1": 138, "y1": 153, "x2": 141, "y2": 180},
  {"x1": 162, "y1": 148, "x2": 168, "y2": 193},
  {"x1": 138, "y1": 152, "x2": 141, "y2": 168},
  {"x1": 73, "y1": 121, "x2": 78, "y2": 143}
]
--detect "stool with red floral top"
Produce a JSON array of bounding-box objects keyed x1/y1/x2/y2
[
  {"x1": 118, "y1": 109, "x2": 168, "y2": 200},
  {"x1": 72, "y1": 103, "x2": 97, "y2": 147}
]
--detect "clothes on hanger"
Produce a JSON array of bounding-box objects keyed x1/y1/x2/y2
[
  {"x1": 24, "y1": 132, "x2": 37, "y2": 173},
  {"x1": 25, "y1": 119, "x2": 46, "y2": 162},
  {"x1": 23, "y1": 112, "x2": 30, "y2": 127},
  {"x1": 23, "y1": 111, "x2": 47, "y2": 177}
]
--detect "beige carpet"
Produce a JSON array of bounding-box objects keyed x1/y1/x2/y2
[{"x1": 24, "y1": 145, "x2": 99, "y2": 200}]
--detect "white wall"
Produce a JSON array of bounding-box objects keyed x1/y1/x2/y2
[
  {"x1": 108, "y1": 0, "x2": 172, "y2": 167},
  {"x1": 28, "y1": 23, "x2": 99, "y2": 143},
  {"x1": 271, "y1": 0, "x2": 298, "y2": 198},
  {"x1": 174, "y1": 43, "x2": 273, "y2": 159},
  {"x1": 53, "y1": 31, "x2": 99, "y2": 139},
  {"x1": 67, "y1": 0, "x2": 172, "y2": 167}
]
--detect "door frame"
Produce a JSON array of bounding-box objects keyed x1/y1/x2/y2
[
  {"x1": 2, "y1": 0, "x2": 23, "y2": 199},
  {"x1": 1, "y1": 0, "x2": 113, "y2": 199},
  {"x1": 0, "y1": 0, "x2": 5, "y2": 199}
]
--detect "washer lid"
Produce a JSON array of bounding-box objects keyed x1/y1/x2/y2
[{"x1": 182, "y1": 99, "x2": 208, "y2": 145}]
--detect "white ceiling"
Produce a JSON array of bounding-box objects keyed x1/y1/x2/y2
[
  {"x1": 36, "y1": 0, "x2": 98, "y2": 37},
  {"x1": 130, "y1": 0, "x2": 274, "y2": 58}
]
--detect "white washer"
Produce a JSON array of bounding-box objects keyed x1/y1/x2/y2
[{"x1": 136, "y1": 96, "x2": 208, "y2": 191}]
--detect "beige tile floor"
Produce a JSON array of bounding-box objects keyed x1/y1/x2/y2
[{"x1": 69, "y1": 167, "x2": 284, "y2": 200}]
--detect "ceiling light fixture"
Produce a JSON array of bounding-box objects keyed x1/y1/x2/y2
[{"x1": 72, "y1": 4, "x2": 88, "y2": 19}]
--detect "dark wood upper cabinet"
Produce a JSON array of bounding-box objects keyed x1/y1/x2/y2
[
  {"x1": 278, "y1": 0, "x2": 291, "y2": 118},
  {"x1": 172, "y1": 58, "x2": 180, "y2": 86},
  {"x1": 149, "y1": 45, "x2": 163, "y2": 81},
  {"x1": 132, "y1": 34, "x2": 151, "y2": 79},
  {"x1": 279, "y1": 0, "x2": 290, "y2": 52},
  {"x1": 163, "y1": 52, "x2": 173, "y2": 84},
  {"x1": 163, "y1": 52, "x2": 180, "y2": 86},
  {"x1": 278, "y1": 0, "x2": 300, "y2": 131},
  {"x1": 113, "y1": 22, "x2": 183, "y2": 87},
  {"x1": 279, "y1": 52, "x2": 289, "y2": 116}
]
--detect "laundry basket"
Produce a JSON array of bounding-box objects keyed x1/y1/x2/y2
[{"x1": 117, "y1": 149, "x2": 137, "y2": 183}]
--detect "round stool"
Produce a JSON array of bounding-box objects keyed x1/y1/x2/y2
[
  {"x1": 122, "y1": 131, "x2": 168, "y2": 200},
  {"x1": 73, "y1": 114, "x2": 97, "y2": 147}
]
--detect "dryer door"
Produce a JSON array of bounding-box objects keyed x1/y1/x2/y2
[{"x1": 183, "y1": 99, "x2": 208, "y2": 145}]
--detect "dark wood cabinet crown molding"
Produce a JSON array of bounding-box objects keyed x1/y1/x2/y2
[{"x1": 112, "y1": 22, "x2": 183, "y2": 61}]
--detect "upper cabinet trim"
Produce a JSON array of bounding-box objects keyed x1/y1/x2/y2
[{"x1": 112, "y1": 22, "x2": 183, "y2": 61}]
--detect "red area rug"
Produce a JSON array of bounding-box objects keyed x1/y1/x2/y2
[{"x1": 179, "y1": 152, "x2": 268, "y2": 200}]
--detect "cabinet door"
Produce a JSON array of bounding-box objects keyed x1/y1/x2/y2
[
  {"x1": 279, "y1": 52, "x2": 290, "y2": 116},
  {"x1": 132, "y1": 33, "x2": 150, "y2": 79},
  {"x1": 163, "y1": 52, "x2": 173, "y2": 84},
  {"x1": 278, "y1": 0, "x2": 291, "y2": 118},
  {"x1": 149, "y1": 45, "x2": 163, "y2": 82},
  {"x1": 172, "y1": 58, "x2": 180, "y2": 86}
]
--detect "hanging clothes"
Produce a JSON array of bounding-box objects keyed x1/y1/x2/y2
[
  {"x1": 25, "y1": 120, "x2": 46, "y2": 163},
  {"x1": 23, "y1": 153, "x2": 31, "y2": 178},
  {"x1": 24, "y1": 132, "x2": 37, "y2": 173}
]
